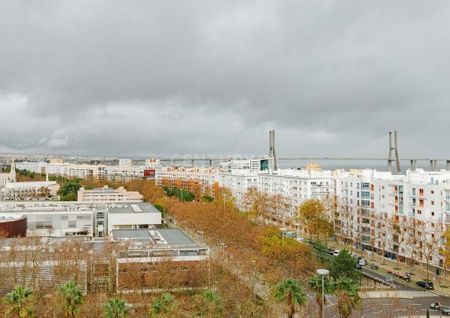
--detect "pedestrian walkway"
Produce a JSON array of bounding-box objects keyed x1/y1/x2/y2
[
  {"x1": 360, "y1": 290, "x2": 437, "y2": 299},
  {"x1": 360, "y1": 290, "x2": 438, "y2": 299}
]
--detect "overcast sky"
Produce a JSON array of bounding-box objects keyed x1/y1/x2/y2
[{"x1": 1, "y1": 1, "x2": 449, "y2": 158}]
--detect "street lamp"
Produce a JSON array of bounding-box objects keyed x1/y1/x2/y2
[
  {"x1": 316, "y1": 269, "x2": 329, "y2": 318},
  {"x1": 219, "y1": 242, "x2": 225, "y2": 260},
  {"x1": 222, "y1": 193, "x2": 227, "y2": 215}
]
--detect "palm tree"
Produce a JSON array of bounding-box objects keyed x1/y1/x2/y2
[
  {"x1": 57, "y1": 281, "x2": 84, "y2": 318},
  {"x1": 103, "y1": 298, "x2": 129, "y2": 318},
  {"x1": 150, "y1": 293, "x2": 175, "y2": 317},
  {"x1": 3, "y1": 285, "x2": 33, "y2": 318},
  {"x1": 334, "y1": 277, "x2": 360, "y2": 318},
  {"x1": 309, "y1": 274, "x2": 334, "y2": 316},
  {"x1": 273, "y1": 278, "x2": 308, "y2": 318}
]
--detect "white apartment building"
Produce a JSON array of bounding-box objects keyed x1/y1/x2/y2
[
  {"x1": 0, "y1": 202, "x2": 161, "y2": 237},
  {"x1": 78, "y1": 186, "x2": 143, "y2": 203},
  {"x1": 257, "y1": 169, "x2": 333, "y2": 219},
  {"x1": 334, "y1": 169, "x2": 450, "y2": 270},
  {"x1": 1, "y1": 180, "x2": 60, "y2": 200},
  {"x1": 145, "y1": 158, "x2": 161, "y2": 168},
  {"x1": 220, "y1": 158, "x2": 272, "y2": 173},
  {"x1": 219, "y1": 171, "x2": 258, "y2": 207},
  {"x1": 105, "y1": 165, "x2": 145, "y2": 178},
  {"x1": 156, "y1": 160, "x2": 450, "y2": 270},
  {"x1": 156, "y1": 161, "x2": 333, "y2": 225},
  {"x1": 0, "y1": 161, "x2": 16, "y2": 186},
  {"x1": 156, "y1": 167, "x2": 220, "y2": 194},
  {"x1": 15, "y1": 161, "x2": 106, "y2": 179}
]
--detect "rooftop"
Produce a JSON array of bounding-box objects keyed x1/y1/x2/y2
[
  {"x1": 112, "y1": 228, "x2": 195, "y2": 246},
  {"x1": 107, "y1": 203, "x2": 160, "y2": 214}
]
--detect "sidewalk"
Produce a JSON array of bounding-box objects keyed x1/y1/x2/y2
[{"x1": 329, "y1": 241, "x2": 450, "y2": 297}]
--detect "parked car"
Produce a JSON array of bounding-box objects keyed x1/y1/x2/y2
[
  {"x1": 431, "y1": 302, "x2": 442, "y2": 310},
  {"x1": 358, "y1": 258, "x2": 366, "y2": 266},
  {"x1": 385, "y1": 275, "x2": 394, "y2": 283},
  {"x1": 442, "y1": 306, "x2": 450, "y2": 315},
  {"x1": 401, "y1": 273, "x2": 411, "y2": 282},
  {"x1": 416, "y1": 281, "x2": 434, "y2": 290},
  {"x1": 333, "y1": 250, "x2": 340, "y2": 257}
]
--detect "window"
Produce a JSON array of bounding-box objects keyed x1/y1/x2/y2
[
  {"x1": 36, "y1": 221, "x2": 52, "y2": 229},
  {"x1": 68, "y1": 221, "x2": 77, "y2": 228}
]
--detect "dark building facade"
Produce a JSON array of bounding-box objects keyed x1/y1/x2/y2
[{"x1": 0, "y1": 216, "x2": 27, "y2": 237}]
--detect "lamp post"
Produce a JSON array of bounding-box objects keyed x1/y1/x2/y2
[
  {"x1": 222, "y1": 193, "x2": 227, "y2": 216},
  {"x1": 220, "y1": 242, "x2": 225, "y2": 269},
  {"x1": 316, "y1": 269, "x2": 329, "y2": 318},
  {"x1": 251, "y1": 259, "x2": 257, "y2": 298}
]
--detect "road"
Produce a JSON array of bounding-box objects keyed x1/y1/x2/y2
[
  {"x1": 357, "y1": 296, "x2": 450, "y2": 318},
  {"x1": 361, "y1": 268, "x2": 416, "y2": 291},
  {"x1": 344, "y1": 267, "x2": 450, "y2": 317}
]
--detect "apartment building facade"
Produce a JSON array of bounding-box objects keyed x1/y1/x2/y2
[
  {"x1": 15, "y1": 161, "x2": 106, "y2": 179},
  {"x1": 334, "y1": 169, "x2": 450, "y2": 270},
  {"x1": 156, "y1": 167, "x2": 220, "y2": 196},
  {"x1": 77, "y1": 186, "x2": 143, "y2": 203},
  {"x1": 1, "y1": 181, "x2": 60, "y2": 200}
]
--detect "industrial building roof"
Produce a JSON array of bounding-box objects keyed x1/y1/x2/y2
[
  {"x1": 112, "y1": 228, "x2": 196, "y2": 246},
  {"x1": 107, "y1": 203, "x2": 160, "y2": 214}
]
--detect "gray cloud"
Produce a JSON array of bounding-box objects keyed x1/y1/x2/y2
[{"x1": 1, "y1": 0, "x2": 450, "y2": 158}]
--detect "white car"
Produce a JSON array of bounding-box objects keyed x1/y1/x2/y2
[{"x1": 333, "y1": 250, "x2": 340, "y2": 256}]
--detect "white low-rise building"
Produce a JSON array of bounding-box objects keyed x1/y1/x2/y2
[
  {"x1": 0, "y1": 160, "x2": 16, "y2": 187},
  {"x1": 2, "y1": 180, "x2": 60, "y2": 200},
  {"x1": 77, "y1": 186, "x2": 143, "y2": 203},
  {"x1": 0, "y1": 201, "x2": 161, "y2": 237}
]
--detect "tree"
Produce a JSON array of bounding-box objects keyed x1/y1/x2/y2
[
  {"x1": 298, "y1": 199, "x2": 334, "y2": 241},
  {"x1": 334, "y1": 277, "x2": 360, "y2": 318},
  {"x1": 417, "y1": 219, "x2": 444, "y2": 281},
  {"x1": 330, "y1": 250, "x2": 360, "y2": 282},
  {"x1": 3, "y1": 285, "x2": 33, "y2": 318},
  {"x1": 192, "y1": 289, "x2": 223, "y2": 318},
  {"x1": 103, "y1": 298, "x2": 129, "y2": 318},
  {"x1": 444, "y1": 227, "x2": 450, "y2": 277},
  {"x1": 272, "y1": 278, "x2": 308, "y2": 318},
  {"x1": 308, "y1": 274, "x2": 334, "y2": 316},
  {"x1": 57, "y1": 281, "x2": 84, "y2": 318},
  {"x1": 150, "y1": 293, "x2": 175, "y2": 317},
  {"x1": 401, "y1": 216, "x2": 418, "y2": 273},
  {"x1": 58, "y1": 180, "x2": 81, "y2": 201}
]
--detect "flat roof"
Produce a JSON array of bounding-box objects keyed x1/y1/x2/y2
[
  {"x1": 158, "y1": 229, "x2": 194, "y2": 245},
  {"x1": 112, "y1": 228, "x2": 196, "y2": 246},
  {"x1": 107, "y1": 202, "x2": 160, "y2": 214}
]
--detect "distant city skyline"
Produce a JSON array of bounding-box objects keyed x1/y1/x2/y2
[{"x1": 1, "y1": 1, "x2": 450, "y2": 158}]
